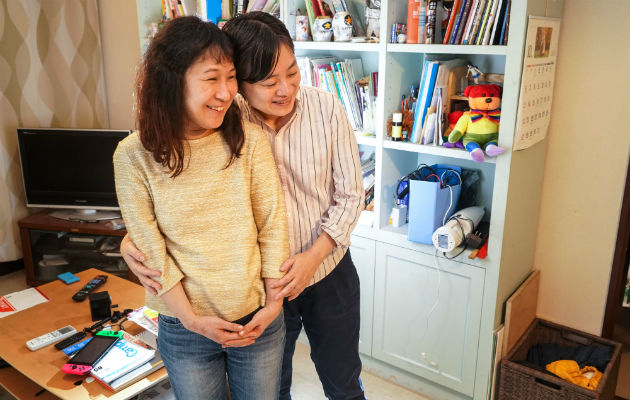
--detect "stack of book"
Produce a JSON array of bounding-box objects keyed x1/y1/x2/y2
[
  {"x1": 63, "y1": 313, "x2": 162, "y2": 392},
  {"x1": 297, "y1": 56, "x2": 377, "y2": 135},
  {"x1": 442, "y1": 0, "x2": 511, "y2": 45},
  {"x1": 409, "y1": 58, "x2": 467, "y2": 145}
]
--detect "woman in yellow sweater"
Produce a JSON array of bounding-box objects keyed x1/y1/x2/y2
[{"x1": 113, "y1": 17, "x2": 288, "y2": 399}]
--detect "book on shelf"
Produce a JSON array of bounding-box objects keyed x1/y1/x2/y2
[
  {"x1": 460, "y1": 0, "x2": 479, "y2": 44},
  {"x1": 297, "y1": 56, "x2": 375, "y2": 134},
  {"x1": 406, "y1": 0, "x2": 422, "y2": 44},
  {"x1": 500, "y1": 0, "x2": 511, "y2": 44},
  {"x1": 424, "y1": 0, "x2": 439, "y2": 44},
  {"x1": 91, "y1": 331, "x2": 156, "y2": 387},
  {"x1": 442, "y1": 0, "x2": 462, "y2": 44},
  {"x1": 464, "y1": 0, "x2": 485, "y2": 44},
  {"x1": 489, "y1": 0, "x2": 505, "y2": 45},
  {"x1": 303, "y1": 0, "x2": 317, "y2": 29},
  {"x1": 482, "y1": 0, "x2": 500, "y2": 45},
  {"x1": 475, "y1": 0, "x2": 493, "y2": 45},
  {"x1": 410, "y1": 60, "x2": 439, "y2": 143},
  {"x1": 452, "y1": 0, "x2": 473, "y2": 44}
]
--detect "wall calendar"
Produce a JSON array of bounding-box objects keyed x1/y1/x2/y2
[{"x1": 513, "y1": 16, "x2": 561, "y2": 151}]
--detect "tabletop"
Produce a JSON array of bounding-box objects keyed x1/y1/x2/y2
[{"x1": 0, "y1": 268, "x2": 166, "y2": 400}]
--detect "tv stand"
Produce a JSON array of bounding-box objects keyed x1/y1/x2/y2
[
  {"x1": 18, "y1": 210, "x2": 137, "y2": 286},
  {"x1": 49, "y1": 209, "x2": 121, "y2": 222}
]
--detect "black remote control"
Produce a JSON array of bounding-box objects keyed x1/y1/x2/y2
[
  {"x1": 72, "y1": 275, "x2": 108, "y2": 302},
  {"x1": 54, "y1": 331, "x2": 87, "y2": 350}
]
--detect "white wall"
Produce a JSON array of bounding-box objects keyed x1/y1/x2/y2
[{"x1": 535, "y1": 0, "x2": 630, "y2": 334}]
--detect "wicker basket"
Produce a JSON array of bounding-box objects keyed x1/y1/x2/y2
[{"x1": 498, "y1": 319, "x2": 621, "y2": 400}]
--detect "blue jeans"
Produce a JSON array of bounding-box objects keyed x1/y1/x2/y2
[{"x1": 158, "y1": 311, "x2": 285, "y2": 400}]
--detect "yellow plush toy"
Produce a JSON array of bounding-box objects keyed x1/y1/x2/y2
[{"x1": 448, "y1": 84, "x2": 505, "y2": 162}]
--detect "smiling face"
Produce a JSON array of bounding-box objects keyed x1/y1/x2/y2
[
  {"x1": 239, "y1": 44, "x2": 301, "y2": 130},
  {"x1": 183, "y1": 52, "x2": 238, "y2": 139}
]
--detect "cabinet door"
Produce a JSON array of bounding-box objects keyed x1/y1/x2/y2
[
  {"x1": 349, "y1": 235, "x2": 375, "y2": 356},
  {"x1": 372, "y1": 242, "x2": 484, "y2": 396}
]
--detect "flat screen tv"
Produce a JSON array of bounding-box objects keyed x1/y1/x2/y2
[{"x1": 17, "y1": 128, "x2": 131, "y2": 221}]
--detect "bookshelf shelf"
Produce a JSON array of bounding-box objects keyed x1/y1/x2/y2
[
  {"x1": 375, "y1": 224, "x2": 487, "y2": 267},
  {"x1": 387, "y1": 43, "x2": 508, "y2": 55},
  {"x1": 382, "y1": 139, "x2": 497, "y2": 162},
  {"x1": 356, "y1": 135, "x2": 377, "y2": 146},
  {"x1": 294, "y1": 41, "x2": 384, "y2": 52}
]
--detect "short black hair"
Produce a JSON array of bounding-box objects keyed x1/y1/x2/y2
[{"x1": 222, "y1": 12, "x2": 294, "y2": 84}]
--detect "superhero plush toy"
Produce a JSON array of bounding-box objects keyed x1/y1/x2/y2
[{"x1": 448, "y1": 84, "x2": 505, "y2": 162}]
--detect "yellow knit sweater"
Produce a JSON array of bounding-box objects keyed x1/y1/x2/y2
[{"x1": 113, "y1": 122, "x2": 288, "y2": 321}]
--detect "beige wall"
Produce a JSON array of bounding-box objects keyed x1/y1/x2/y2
[
  {"x1": 535, "y1": 0, "x2": 630, "y2": 334},
  {"x1": 0, "y1": 0, "x2": 107, "y2": 261},
  {"x1": 97, "y1": 0, "x2": 140, "y2": 130}
]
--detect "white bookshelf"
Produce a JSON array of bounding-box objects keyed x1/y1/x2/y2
[{"x1": 284, "y1": 1, "x2": 565, "y2": 399}]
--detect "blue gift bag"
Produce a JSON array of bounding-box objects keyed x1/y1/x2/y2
[{"x1": 407, "y1": 164, "x2": 462, "y2": 244}]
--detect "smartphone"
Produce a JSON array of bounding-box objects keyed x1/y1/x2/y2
[{"x1": 61, "y1": 334, "x2": 119, "y2": 375}]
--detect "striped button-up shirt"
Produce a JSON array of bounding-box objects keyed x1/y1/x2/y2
[{"x1": 236, "y1": 86, "x2": 364, "y2": 285}]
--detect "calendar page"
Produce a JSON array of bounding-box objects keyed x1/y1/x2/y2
[{"x1": 513, "y1": 16, "x2": 561, "y2": 151}]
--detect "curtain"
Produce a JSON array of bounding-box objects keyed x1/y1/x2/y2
[{"x1": 0, "y1": 0, "x2": 107, "y2": 261}]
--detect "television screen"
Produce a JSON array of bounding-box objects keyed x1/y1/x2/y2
[{"x1": 17, "y1": 128, "x2": 130, "y2": 219}]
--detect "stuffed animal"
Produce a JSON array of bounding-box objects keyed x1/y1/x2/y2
[
  {"x1": 443, "y1": 111, "x2": 464, "y2": 149},
  {"x1": 448, "y1": 84, "x2": 505, "y2": 162}
]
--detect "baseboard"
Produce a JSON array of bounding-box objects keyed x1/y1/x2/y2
[{"x1": 0, "y1": 259, "x2": 24, "y2": 276}]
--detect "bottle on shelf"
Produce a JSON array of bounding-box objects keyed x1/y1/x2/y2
[{"x1": 391, "y1": 112, "x2": 403, "y2": 141}]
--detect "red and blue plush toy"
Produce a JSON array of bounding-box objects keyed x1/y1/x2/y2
[{"x1": 448, "y1": 84, "x2": 505, "y2": 162}]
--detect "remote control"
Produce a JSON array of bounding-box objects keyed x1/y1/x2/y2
[
  {"x1": 26, "y1": 325, "x2": 77, "y2": 351},
  {"x1": 72, "y1": 275, "x2": 108, "y2": 302},
  {"x1": 54, "y1": 331, "x2": 87, "y2": 350}
]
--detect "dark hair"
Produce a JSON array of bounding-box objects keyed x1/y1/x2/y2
[
  {"x1": 136, "y1": 16, "x2": 244, "y2": 177},
  {"x1": 222, "y1": 12, "x2": 294, "y2": 84}
]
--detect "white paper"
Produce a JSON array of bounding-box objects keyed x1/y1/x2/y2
[
  {"x1": 128, "y1": 306, "x2": 159, "y2": 336},
  {"x1": 513, "y1": 16, "x2": 561, "y2": 151},
  {"x1": 0, "y1": 288, "x2": 49, "y2": 318}
]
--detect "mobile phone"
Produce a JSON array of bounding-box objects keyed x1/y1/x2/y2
[{"x1": 61, "y1": 334, "x2": 119, "y2": 375}]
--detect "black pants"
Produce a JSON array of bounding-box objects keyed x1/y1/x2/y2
[{"x1": 279, "y1": 251, "x2": 365, "y2": 400}]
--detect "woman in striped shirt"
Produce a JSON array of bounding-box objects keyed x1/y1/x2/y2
[{"x1": 121, "y1": 12, "x2": 366, "y2": 399}]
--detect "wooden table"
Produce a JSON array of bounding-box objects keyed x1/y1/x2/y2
[{"x1": 0, "y1": 269, "x2": 167, "y2": 399}]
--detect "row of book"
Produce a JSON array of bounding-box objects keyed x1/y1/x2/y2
[
  {"x1": 62, "y1": 306, "x2": 162, "y2": 392},
  {"x1": 162, "y1": 0, "x2": 279, "y2": 23},
  {"x1": 442, "y1": 0, "x2": 511, "y2": 45},
  {"x1": 409, "y1": 58, "x2": 467, "y2": 144},
  {"x1": 296, "y1": 56, "x2": 377, "y2": 134}
]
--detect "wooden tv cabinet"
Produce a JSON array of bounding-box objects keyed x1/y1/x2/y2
[{"x1": 18, "y1": 211, "x2": 136, "y2": 286}]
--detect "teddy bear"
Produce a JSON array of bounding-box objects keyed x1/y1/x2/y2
[
  {"x1": 448, "y1": 84, "x2": 505, "y2": 162},
  {"x1": 443, "y1": 111, "x2": 464, "y2": 149}
]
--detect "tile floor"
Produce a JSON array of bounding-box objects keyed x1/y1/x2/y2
[{"x1": 0, "y1": 269, "x2": 428, "y2": 400}]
